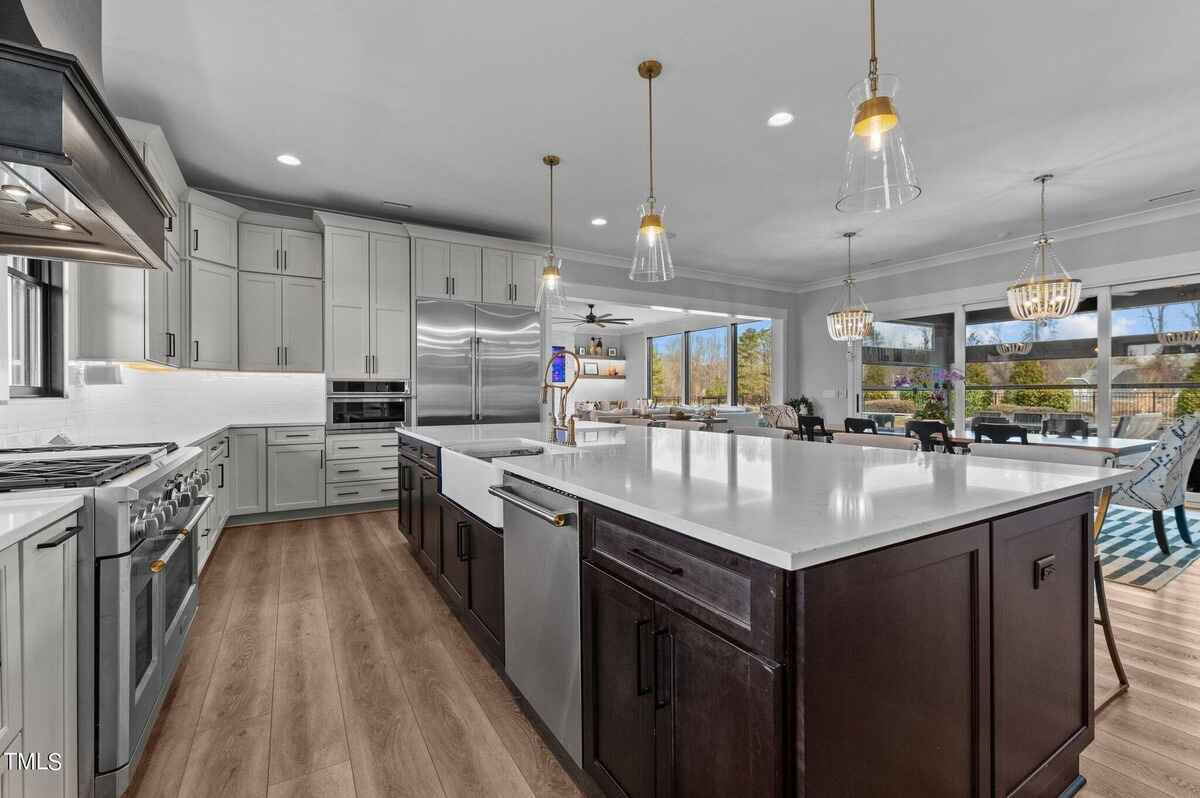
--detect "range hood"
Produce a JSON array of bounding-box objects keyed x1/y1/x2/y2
[{"x1": 0, "y1": 39, "x2": 170, "y2": 270}]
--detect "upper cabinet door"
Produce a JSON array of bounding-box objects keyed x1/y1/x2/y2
[
  {"x1": 282, "y1": 229, "x2": 324, "y2": 279},
  {"x1": 449, "y1": 243, "x2": 482, "y2": 303},
  {"x1": 165, "y1": 244, "x2": 183, "y2": 367},
  {"x1": 324, "y1": 228, "x2": 371, "y2": 378},
  {"x1": 282, "y1": 276, "x2": 324, "y2": 372},
  {"x1": 482, "y1": 248, "x2": 513, "y2": 304},
  {"x1": 190, "y1": 260, "x2": 239, "y2": 369},
  {"x1": 238, "y1": 272, "x2": 283, "y2": 371},
  {"x1": 511, "y1": 252, "x2": 540, "y2": 308},
  {"x1": 188, "y1": 205, "x2": 238, "y2": 267},
  {"x1": 238, "y1": 223, "x2": 282, "y2": 275},
  {"x1": 145, "y1": 266, "x2": 169, "y2": 366},
  {"x1": 370, "y1": 233, "x2": 412, "y2": 378},
  {"x1": 140, "y1": 142, "x2": 179, "y2": 238},
  {"x1": 415, "y1": 238, "x2": 451, "y2": 299}
]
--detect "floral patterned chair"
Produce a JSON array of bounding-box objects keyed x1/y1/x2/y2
[
  {"x1": 1110, "y1": 414, "x2": 1200, "y2": 555},
  {"x1": 762, "y1": 405, "x2": 800, "y2": 437}
]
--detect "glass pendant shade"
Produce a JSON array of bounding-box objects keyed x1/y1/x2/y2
[
  {"x1": 1005, "y1": 240, "x2": 1081, "y2": 321},
  {"x1": 630, "y1": 200, "x2": 674, "y2": 282},
  {"x1": 535, "y1": 254, "x2": 569, "y2": 312},
  {"x1": 836, "y1": 75, "x2": 921, "y2": 213},
  {"x1": 1158, "y1": 330, "x2": 1200, "y2": 347},
  {"x1": 995, "y1": 342, "x2": 1033, "y2": 356}
]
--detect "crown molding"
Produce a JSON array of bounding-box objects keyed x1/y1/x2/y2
[{"x1": 792, "y1": 195, "x2": 1200, "y2": 294}]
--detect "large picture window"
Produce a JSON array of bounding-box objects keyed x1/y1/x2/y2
[
  {"x1": 647, "y1": 319, "x2": 775, "y2": 408},
  {"x1": 1110, "y1": 285, "x2": 1200, "y2": 431},
  {"x1": 648, "y1": 333, "x2": 684, "y2": 404},
  {"x1": 861, "y1": 312, "x2": 955, "y2": 429},
  {"x1": 686, "y1": 326, "x2": 729, "y2": 406},
  {"x1": 734, "y1": 319, "x2": 773, "y2": 409},
  {"x1": 7, "y1": 258, "x2": 62, "y2": 398}
]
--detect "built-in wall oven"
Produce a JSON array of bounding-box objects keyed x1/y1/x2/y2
[{"x1": 327, "y1": 379, "x2": 412, "y2": 432}]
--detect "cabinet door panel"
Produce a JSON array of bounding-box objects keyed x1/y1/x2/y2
[
  {"x1": 165, "y1": 244, "x2": 183, "y2": 367},
  {"x1": 267, "y1": 444, "x2": 326, "y2": 512},
  {"x1": 449, "y1": 243, "x2": 482, "y2": 302},
  {"x1": 238, "y1": 272, "x2": 282, "y2": 371},
  {"x1": 654, "y1": 604, "x2": 783, "y2": 798},
  {"x1": 370, "y1": 233, "x2": 411, "y2": 378},
  {"x1": 0, "y1": 545, "x2": 20, "y2": 755},
  {"x1": 466, "y1": 522, "x2": 504, "y2": 653},
  {"x1": 582, "y1": 563, "x2": 656, "y2": 798},
  {"x1": 189, "y1": 205, "x2": 237, "y2": 266},
  {"x1": 324, "y1": 228, "x2": 371, "y2": 378},
  {"x1": 238, "y1": 223, "x2": 282, "y2": 275},
  {"x1": 282, "y1": 277, "x2": 324, "y2": 372},
  {"x1": 438, "y1": 506, "x2": 469, "y2": 608},
  {"x1": 482, "y1": 248, "x2": 512, "y2": 304},
  {"x1": 190, "y1": 260, "x2": 238, "y2": 370},
  {"x1": 414, "y1": 238, "x2": 450, "y2": 299},
  {"x1": 282, "y1": 229, "x2": 323, "y2": 278},
  {"x1": 416, "y1": 469, "x2": 441, "y2": 575},
  {"x1": 229, "y1": 428, "x2": 267, "y2": 515},
  {"x1": 512, "y1": 252, "x2": 540, "y2": 308},
  {"x1": 145, "y1": 265, "x2": 169, "y2": 365}
]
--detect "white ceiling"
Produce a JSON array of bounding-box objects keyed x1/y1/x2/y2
[{"x1": 101, "y1": 0, "x2": 1200, "y2": 287}]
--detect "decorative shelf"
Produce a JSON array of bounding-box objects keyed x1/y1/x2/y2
[{"x1": 579, "y1": 374, "x2": 626, "y2": 380}]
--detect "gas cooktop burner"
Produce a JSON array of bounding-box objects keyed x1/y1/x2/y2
[{"x1": 0, "y1": 442, "x2": 179, "y2": 491}]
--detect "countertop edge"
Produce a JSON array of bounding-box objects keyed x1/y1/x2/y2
[{"x1": 0, "y1": 494, "x2": 85, "y2": 552}]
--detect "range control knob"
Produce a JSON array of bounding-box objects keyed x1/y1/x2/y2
[
  {"x1": 165, "y1": 499, "x2": 179, "y2": 518},
  {"x1": 132, "y1": 512, "x2": 160, "y2": 538},
  {"x1": 199, "y1": 469, "x2": 210, "y2": 485}
]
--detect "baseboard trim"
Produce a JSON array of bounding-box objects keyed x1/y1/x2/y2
[{"x1": 226, "y1": 501, "x2": 398, "y2": 527}]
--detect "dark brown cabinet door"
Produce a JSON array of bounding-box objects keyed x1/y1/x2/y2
[
  {"x1": 801, "y1": 522, "x2": 991, "y2": 797},
  {"x1": 416, "y1": 468, "x2": 441, "y2": 575},
  {"x1": 438, "y1": 504, "x2": 470, "y2": 609},
  {"x1": 653, "y1": 603, "x2": 784, "y2": 798},
  {"x1": 466, "y1": 521, "x2": 504, "y2": 653},
  {"x1": 398, "y1": 461, "x2": 416, "y2": 545},
  {"x1": 582, "y1": 563, "x2": 656, "y2": 798}
]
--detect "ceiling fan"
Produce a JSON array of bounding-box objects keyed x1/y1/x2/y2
[{"x1": 554, "y1": 304, "x2": 635, "y2": 328}]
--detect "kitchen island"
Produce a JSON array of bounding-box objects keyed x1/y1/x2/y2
[{"x1": 397, "y1": 422, "x2": 1125, "y2": 797}]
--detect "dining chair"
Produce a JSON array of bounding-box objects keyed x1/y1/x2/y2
[
  {"x1": 795, "y1": 415, "x2": 833, "y2": 442},
  {"x1": 736, "y1": 427, "x2": 793, "y2": 439},
  {"x1": 1043, "y1": 417, "x2": 1089, "y2": 438},
  {"x1": 832, "y1": 432, "x2": 920, "y2": 451},
  {"x1": 843, "y1": 417, "x2": 878, "y2": 434},
  {"x1": 1113, "y1": 412, "x2": 1163, "y2": 439},
  {"x1": 1108, "y1": 414, "x2": 1200, "y2": 555},
  {"x1": 973, "y1": 423, "x2": 1029, "y2": 445},
  {"x1": 904, "y1": 419, "x2": 963, "y2": 454},
  {"x1": 663, "y1": 420, "x2": 706, "y2": 431},
  {"x1": 1012, "y1": 412, "x2": 1044, "y2": 433},
  {"x1": 866, "y1": 412, "x2": 896, "y2": 431},
  {"x1": 762, "y1": 404, "x2": 800, "y2": 434},
  {"x1": 970, "y1": 441, "x2": 1128, "y2": 710}
]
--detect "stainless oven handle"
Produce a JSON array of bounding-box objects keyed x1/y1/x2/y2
[
  {"x1": 150, "y1": 533, "x2": 188, "y2": 573},
  {"x1": 487, "y1": 485, "x2": 574, "y2": 527},
  {"x1": 161, "y1": 494, "x2": 214, "y2": 537}
]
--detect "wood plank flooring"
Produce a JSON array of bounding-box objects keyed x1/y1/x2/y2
[
  {"x1": 129, "y1": 510, "x2": 1200, "y2": 798},
  {"x1": 127, "y1": 512, "x2": 582, "y2": 798}
]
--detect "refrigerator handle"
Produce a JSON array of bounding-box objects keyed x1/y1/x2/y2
[{"x1": 471, "y1": 335, "x2": 479, "y2": 422}]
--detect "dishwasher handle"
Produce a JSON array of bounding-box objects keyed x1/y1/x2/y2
[{"x1": 488, "y1": 485, "x2": 575, "y2": 528}]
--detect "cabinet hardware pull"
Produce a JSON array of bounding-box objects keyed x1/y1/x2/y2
[
  {"x1": 382, "y1": 466, "x2": 398, "y2": 471},
  {"x1": 276, "y1": 346, "x2": 280, "y2": 366},
  {"x1": 627, "y1": 548, "x2": 683, "y2": 576},
  {"x1": 340, "y1": 445, "x2": 361, "y2": 449},
  {"x1": 337, "y1": 469, "x2": 361, "y2": 474},
  {"x1": 193, "y1": 340, "x2": 200, "y2": 362},
  {"x1": 365, "y1": 354, "x2": 370, "y2": 374},
  {"x1": 372, "y1": 354, "x2": 377, "y2": 373},
  {"x1": 381, "y1": 487, "x2": 398, "y2": 493},
  {"x1": 275, "y1": 250, "x2": 279, "y2": 270},
  {"x1": 451, "y1": 276, "x2": 456, "y2": 295},
  {"x1": 653, "y1": 629, "x2": 672, "y2": 709},
  {"x1": 337, "y1": 491, "x2": 359, "y2": 497},
  {"x1": 381, "y1": 443, "x2": 399, "y2": 448},
  {"x1": 456, "y1": 520, "x2": 470, "y2": 561},
  {"x1": 192, "y1": 229, "x2": 199, "y2": 252},
  {"x1": 444, "y1": 275, "x2": 449, "y2": 296},
  {"x1": 167, "y1": 332, "x2": 175, "y2": 358},
  {"x1": 284, "y1": 346, "x2": 289, "y2": 366},
  {"x1": 218, "y1": 463, "x2": 225, "y2": 489},
  {"x1": 320, "y1": 450, "x2": 325, "y2": 469},
  {"x1": 635, "y1": 619, "x2": 652, "y2": 696},
  {"x1": 285, "y1": 433, "x2": 307, "y2": 438},
  {"x1": 37, "y1": 525, "x2": 83, "y2": 550},
  {"x1": 513, "y1": 282, "x2": 517, "y2": 302},
  {"x1": 283, "y1": 249, "x2": 288, "y2": 271}
]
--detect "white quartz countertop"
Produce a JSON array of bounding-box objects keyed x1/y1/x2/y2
[
  {"x1": 404, "y1": 424, "x2": 1126, "y2": 570},
  {"x1": 399, "y1": 420, "x2": 627, "y2": 448},
  {"x1": 43, "y1": 420, "x2": 328, "y2": 449},
  {"x1": 0, "y1": 493, "x2": 84, "y2": 552}
]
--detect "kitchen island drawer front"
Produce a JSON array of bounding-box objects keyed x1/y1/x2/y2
[
  {"x1": 326, "y1": 457, "x2": 401, "y2": 484},
  {"x1": 326, "y1": 433, "x2": 400, "y2": 460},
  {"x1": 326, "y1": 479, "x2": 400, "y2": 506},
  {"x1": 582, "y1": 502, "x2": 785, "y2": 660},
  {"x1": 267, "y1": 426, "x2": 326, "y2": 445},
  {"x1": 204, "y1": 432, "x2": 229, "y2": 461}
]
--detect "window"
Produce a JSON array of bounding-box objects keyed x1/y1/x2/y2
[
  {"x1": 7, "y1": 258, "x2": 63, "y2": 397},
  {"x1": 1110, "y1": 285, "x2": 1200, "y2": 430},
  {"x1": 648, "y1": 333, "x2": 683, "y2": 404},
  {"x1": 734, "y1": 319, "x2": 773, "y2": 409},
  {"x1": 686, "y1": 326, "x2": 729, "y2": 406},
  {"x1": 862, "y1": 312, "x2": 955, "y2": 427}
]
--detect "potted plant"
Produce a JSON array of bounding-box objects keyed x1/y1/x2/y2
[
  {"x1": 894, "y1": 369, "x2": 963, "y2": 426},
  {"x1": 786, "y1": 395, "x2": 816, "y2": 417}
]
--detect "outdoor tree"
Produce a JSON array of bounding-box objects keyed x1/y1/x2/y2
[
  {"x1": 1003, "y1": 359, "x2": 1071, "y2": 410},
  {"x1": 735, "y1": 325, "x2": 772, "y2": 407},
  {"x1": 964, "y1": 363, "x2": 994, "y2": 416},
  {"x1": 1176, "y1": 358, "x2": 1200, "y2": 416}
]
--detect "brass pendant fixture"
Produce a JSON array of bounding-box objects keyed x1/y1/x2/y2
[
  {"x1": 535, "y1": 154, "x2": 569, "y2": 312},
  {"x1": 835, "y1": 0, "x2": 921, "y2": 213},
  {"x1": 827, "y1": 232, "x2": 875, "y2": 342},
  {"x1": 1006, "y1": 175, "x2": 1082, "y2": 321},
  {"x1": 630, "y1": 59, "x2": 674, "y2": 282}
]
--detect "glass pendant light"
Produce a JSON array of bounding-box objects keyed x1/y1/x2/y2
[
  {"x1": 1006, "y1": 175, "x2": 1082, "y2": 321},
  {"x1": 835, "y1": 0, "x2": 921, "y2": 213},
  {"x1": 630, "y1": 59, "x2": 674, "y2": 282},
  {"x1": 827, "y1": 232, "x2": 875, "y2": 341},
  {"x1": 535, "y1": 154, "x2": 569, "y2": 313},
  {"x1": 995, "y1": 342, "x2": 1033, "y2": 356}
]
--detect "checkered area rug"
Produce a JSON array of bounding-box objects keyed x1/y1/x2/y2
[{"x1": 1097, "y1": 506, "x2": 1200, "y2": 590}]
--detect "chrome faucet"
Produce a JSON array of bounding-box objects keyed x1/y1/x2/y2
[{"x1": 542, "y1": 350, "x2": 581, "y2": 446}]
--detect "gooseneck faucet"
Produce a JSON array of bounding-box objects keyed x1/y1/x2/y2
[{"x1": 542, "y1": 350, "x2": 581, "y2": 446}]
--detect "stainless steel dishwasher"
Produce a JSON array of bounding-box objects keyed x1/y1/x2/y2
[{"x1": 488, "y1": 473, "x2": 582, "y2": 765}]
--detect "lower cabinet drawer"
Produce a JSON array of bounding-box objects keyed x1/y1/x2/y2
[
  {"x1": 326, "y1": 433, "x2": 401, "y2": 460},
  {"x1": 326, "y1": 457, "x2": 401, "y2": 484},
  {"x1": 268, "y1": 426, "x2": 326, "y2": 445},
  {"x1": 326, "y1": 479, "x2": 400, "y2": 506}
]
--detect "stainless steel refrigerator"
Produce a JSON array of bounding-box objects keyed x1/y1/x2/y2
[{"x1": 415, "y1": 299, "x2": 543, "y2": 425}]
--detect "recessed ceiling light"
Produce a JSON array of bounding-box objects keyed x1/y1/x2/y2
[
  {"x1": 591, "y1": 217, "x2": 607, "y2": 226},
  {"x1": 276, "y1": 153, "x2": 302, "y2": 166},
  {"x1": 767, "y1": 111, "x2": 795, "y2": 127},
  {"x1": 50, "y1": 220, "x2": 73, "y2": 232},
  {"x1": 688, "y1": 309, "x2": 730, "y2": 317},
  {"x1": 650, "y1": 305, "x2": 684, "y2": 313},
  {"x1": 0, "y1": 184, "x2": 29, "y2": 201}
]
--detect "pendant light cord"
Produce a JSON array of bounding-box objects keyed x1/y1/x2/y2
[
  {"x1": 1038, "y1": 175, "x2": 1049, "y2": 278},
  {"x1": 867, "y1": 0, "x2": 879, "y2": 94},
  {"x1": 549, "y1": 161, "x2": 555, "y2": 254},
  {"x1": 647, "y1": 73, "x2": 655, "y2": 200},
  {"x1": 846, "y1": 233, "x2": 855, "y2": 304}
]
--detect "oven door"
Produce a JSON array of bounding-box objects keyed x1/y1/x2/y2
[
  {"x1": 327, "y1": 395, "x2": 411, "y2": 431},
  {"x1": 96, "y1": 537, "x2": 163, "y2": 776}
]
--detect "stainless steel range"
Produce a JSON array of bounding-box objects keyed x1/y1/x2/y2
[{"x1": 0, "y1": 442, "x2": 211, "y2": 798}]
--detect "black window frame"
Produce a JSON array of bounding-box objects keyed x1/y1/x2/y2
[{"x1": 8, "y1": 258, "x2": 64, "y2": 398}]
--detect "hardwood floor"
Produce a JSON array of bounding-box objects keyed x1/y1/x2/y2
[
  {"x1": 129, "y1": 510, "x2": 1200, "y2": 798},
  {"x1": 127, "y1": 511, "x2": 582, "y2": 798}
]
